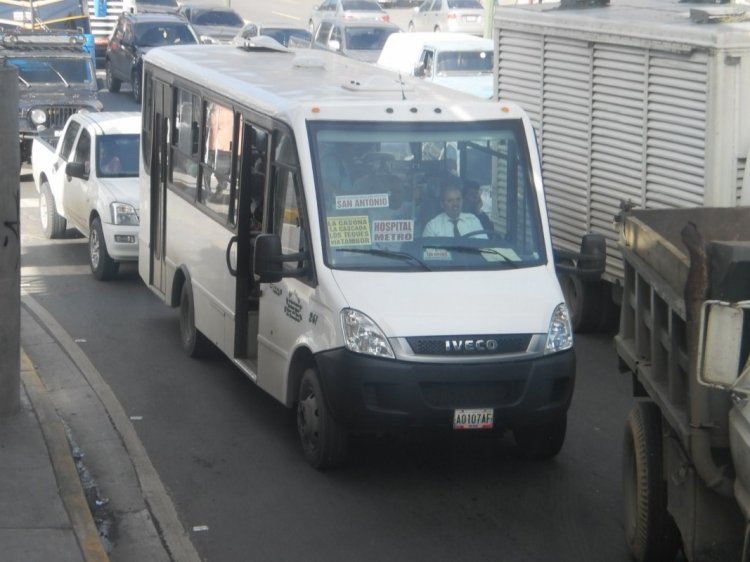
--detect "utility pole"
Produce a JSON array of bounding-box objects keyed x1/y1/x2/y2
[
  {"x1": 483, "y1": 0, "x2": 494, "y2": 39},
  {"x1": 0, "y1": 65, "x2": 20, "y2": 416}
]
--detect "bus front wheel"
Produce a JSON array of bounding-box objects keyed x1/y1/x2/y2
[
  {"x1": 297, "y1": 367, "x2": 347, "y2": 469},
  {"x1": 179, "y1": 281, "x2": 209, "y2": 358}
]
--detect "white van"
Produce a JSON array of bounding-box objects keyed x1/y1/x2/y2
[
  {"x1": 377, "y1": 32, "x2": 494, "y2": 98},
  {"x1": 139, "y1": 43, "x2": 574, "y2": 468}
]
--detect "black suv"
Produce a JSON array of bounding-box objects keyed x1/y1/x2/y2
[{"x1": 105, "y1": 12, "x2": 199, "y2": 103}]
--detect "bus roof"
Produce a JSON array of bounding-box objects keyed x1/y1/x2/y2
[{"x1": 144, "y1": 44, "x2": 524, "y2": 124}]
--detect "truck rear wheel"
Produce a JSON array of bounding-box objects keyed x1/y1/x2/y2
[
  {"x1": 623, "y1": 401, "x2": 680, "y2": 562},
  {"x1": 297, "y1": 367, "x2": 347, "y2": 469},
  {"x1": 39, "y1": 181, "x2": 66, "y2": 239},
  {"x1": 513, "y1": 414, "x2": 566, "y2": 460}
]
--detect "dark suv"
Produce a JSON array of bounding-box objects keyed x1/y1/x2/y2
[{"x1": 105, "y1": 12, "x2": 199, "y2": 103}]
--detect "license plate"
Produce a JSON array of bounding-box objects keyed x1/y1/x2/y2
[
  {"x1": 453, "y1": 408, "x2": 493, "y2": 430},
  {"x1": 465, "y1": 15, "x2": 478, "y2": 22}
]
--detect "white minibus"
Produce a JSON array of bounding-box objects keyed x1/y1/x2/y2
[{"x1": 138, "y1": 41, "x2": 575, "y2": 468}]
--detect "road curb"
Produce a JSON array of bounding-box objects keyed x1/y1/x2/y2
[{"x1": 20, "y1": 349, "x2": 110, "y2": 562}]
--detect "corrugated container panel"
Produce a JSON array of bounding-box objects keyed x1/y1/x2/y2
[
  {"x1": 590, "y1": 44, "x2": 646, "y2": 263},
  {"x1": 540, "y1": 36, "x2": 591, "y2": 251},
  {"x1": 645, "y1": 53, "x2": 707, "y2": 207},
  {"x1": 497, "y1": 31, "x2": 543, "y2": 127},
  {"x1": 87, "y1": 0, "x2": 125, "y2": 40}
]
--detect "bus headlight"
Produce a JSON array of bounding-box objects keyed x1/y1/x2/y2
[
  {"x1": 545, "y1": 303, "x2": 573, "y2": 353},
  {"x1": 341, "y1": 308, "x2": 394, "y2": 359},
  {"x1": 30, "y1": 109, "x2": 47, "y2": 125},
  {"x1": 111, "y1": 202, "x2": 139, "y2": 226}
]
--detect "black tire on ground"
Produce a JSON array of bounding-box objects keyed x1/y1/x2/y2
[
  {"x1": 558, "y1": 271, "x2": 618, "y2": 333},
  {"x1": 297, "y1": 367, "x2": 348, "y2": 469},
  {"x1": 513, "y1": 414, "x2": 567, "y2": 460},
  {"x1": 106, "y1": 60, "x2": 121, "y2": 93},
  {"x1": 622, "y1": 401, "x2": 681, "y2": 562},
  {"x1": 89, "y1": 217, "x2": 119, "y2": 281},
  {"x1": 179, "y1": 281, "x2": 210, "y2": 358},
  {"x1": 39, "y1": 181, "x2": 66, "y2": 239},
  {"x1": 132, "y1": 67, "x2": 142, "y2": 104}
]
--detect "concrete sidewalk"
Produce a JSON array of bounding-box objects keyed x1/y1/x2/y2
[
  {"x1": 0, "y1": 351, "x2": 108, "y2": 562},
  {"x1": 0, "y1": 296, "x2": 202, "y2": 562}
]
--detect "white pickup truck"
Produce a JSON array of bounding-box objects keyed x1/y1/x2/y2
[{"x1": 31, "y1": 111, "x2": 141, "y2": 280}]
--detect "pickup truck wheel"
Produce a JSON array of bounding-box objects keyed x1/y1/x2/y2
[
  {"x1": 513, "y1": 414, "x2": 566, "y2": 460},
  {"x1": 89, "y1": 217, "x2": 119, "y2": 280},
  {"x1": 297, "y1": 367, "x2": 347, "y2": 469},
  {"x1": 39, "y1": 181, "x2": 66, "y2": 239},
  {"x1": 179, "y1": 281, "x2": 210, "y2": 358},
  {"x1": 105, "y1": 61, "x2": 121, "y2": 93},
  {"x1": 132, "y1": 68, "x2": 142, "y2": 104},
  {"x1": 623, "y1": 402, "x2": 680, "y2": 562}
]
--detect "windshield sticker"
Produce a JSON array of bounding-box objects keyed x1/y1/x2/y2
[
  {"x1": 373, "y1": 220, "x2": 414, "y2": 243},
  {"x1": 327, "y1": 216, "x2": 371, "y2": 247},
  {"x1": 335, "y1": 193, "x2": 389, "y2": 210}
]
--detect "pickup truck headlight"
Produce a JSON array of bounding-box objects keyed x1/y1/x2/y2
[
  {"x1": 110, "y1": 202, "x2": 139, "y2": 226},
  {"x1": 200, "y1": 35, "x2": 218, "y2": 44},
  {"x1": 30, "y1": 109, "x2": 47, "y2": 125},
  {"x1": 341, "y1": 308, "x2": 395, "y2": 359},
  {"x1": 545, "y1": 303, "x2": 573, "y2": 354}
]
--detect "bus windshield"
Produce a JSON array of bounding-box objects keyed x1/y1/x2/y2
[{"x1": 309, "y1": 120, "x2": 546, "y2": 272}]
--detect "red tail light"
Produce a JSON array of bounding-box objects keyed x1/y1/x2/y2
[{"x1": 447, "y1": 12, "x2": 457, "y2": 19}]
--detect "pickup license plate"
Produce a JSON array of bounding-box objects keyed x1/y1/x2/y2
[
  {"x1": 465, "y1": 15, "x2": 478, "y2": 22},
  {"x1": 453, "y1": 408, "x2": 493, "y2": 430}
]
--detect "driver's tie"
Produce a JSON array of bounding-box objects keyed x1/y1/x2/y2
[{"x1": 451, "y1": 219, "x2": 460, "y2": 237}]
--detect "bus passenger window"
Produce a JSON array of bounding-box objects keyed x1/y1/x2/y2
[{"x1": 201, "y1": 100, "x2": 234, "y2": 220}]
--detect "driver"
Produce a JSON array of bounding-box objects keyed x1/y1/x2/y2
[{"x1": 422, "y1": 176, "x2": 486, "y2": 238}]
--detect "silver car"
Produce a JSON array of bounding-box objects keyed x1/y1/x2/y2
[
  {"x1": 308, "y1": 0, "x2": 390, "y2": 34},
  {"x1": 312, "y1": 18, "x2": 401, "y2": 63},
  {"x1": 408, "y1": 0, "x2": 484, "y2": 35}
]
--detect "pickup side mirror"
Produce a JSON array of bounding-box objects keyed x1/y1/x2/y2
[
  {"x1": 65, "y1": 161, "x2": 88, "y2": 179},
  {"x1": 413, "y1": 62, "x2": 425, "y2": 77},
  {"x1": 254, "y1": 233, "x2": 311, "y2": 283},
  {"x1": 328, "y1": 39, "x2": 341, "y2": 51}
]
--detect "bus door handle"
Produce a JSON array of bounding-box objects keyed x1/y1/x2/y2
[{"x1": 226, "y1": 236, "x2": 238, "y2": 277}]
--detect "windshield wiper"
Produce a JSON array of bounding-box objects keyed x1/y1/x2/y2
[
  {"x1": 48, "y1": 66, "x2": 70, "y2": 87},
  {"x1": 336, "y1": 247, "x2": 431, "y2": 271},
  {"x1": 17, "y1": 75, "x2": 30, "y2": 88},
  {"x1": 423, "y1": 244, "x2": 520, "y2": 267}
]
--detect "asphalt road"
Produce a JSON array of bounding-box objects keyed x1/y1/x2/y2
[{"x1": 20, "y1": 171, "x2": 637, "y2": 561}]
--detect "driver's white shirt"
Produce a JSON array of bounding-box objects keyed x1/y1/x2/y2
[{"x1": 422, "y1": 212, "x2": 486, "y2": 238}]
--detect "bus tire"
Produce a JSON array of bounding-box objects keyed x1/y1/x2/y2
[
  {"x1": 623, "y1": 401, "x2": 680, "y2": 562},
  {"x1": 179, "y1": 281, "x2": 209, "y2": 358},
  {"x1": 39, "y1": 181, "x2": 66, "y2": 239},
  {"x1": 297, "y1": 367, "x2": 347, "y2": 469},
  {"x1": 89, "y1": 217, "x2": 119, "y2": 280},
  {"x1": 105, "y1": 60, "x2": 121, "y2": 93},
  {"x1": 513, "y1": 414, "x2": 566, "y2": 460}
]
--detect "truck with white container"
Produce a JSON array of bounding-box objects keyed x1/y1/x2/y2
[
  {"x1": 617, "y1": 205, "x2": 750, "y2": 562},
  {"x1": 493, "y1": 0, "x2": 750, "y2": 331}
]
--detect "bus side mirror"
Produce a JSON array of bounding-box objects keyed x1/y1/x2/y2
[{"x1": 254, "y1": 234, "x2": 283, "y2": 283}]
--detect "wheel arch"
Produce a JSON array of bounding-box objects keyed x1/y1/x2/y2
[
  {"x1": 285, "y1": 346, "x2": 316, "y2": 407},
  {"x1": 169, "y1": 266, "x2": 189, "y2": 308}
]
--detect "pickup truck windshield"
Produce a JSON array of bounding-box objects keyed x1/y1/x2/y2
[
  {"x1": 97, "y1": 134, "x2": 139, "y2": 178},
  {"x1": 310, "y1": 120, "x2": 546, "y2": 272},
  {"x1": 9, "y1": 57, "x2": 93, "y2": 85}
]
